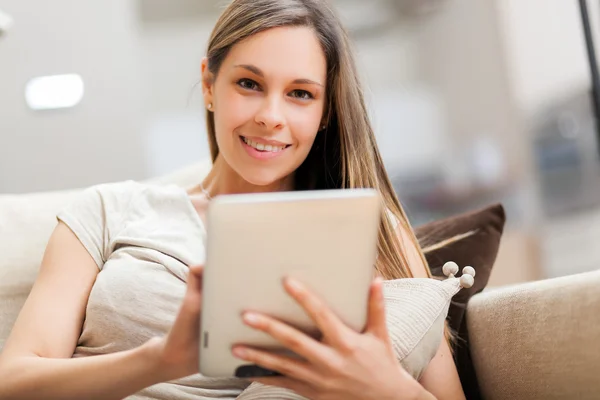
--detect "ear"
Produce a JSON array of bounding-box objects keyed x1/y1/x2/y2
[
  {"x1": 201, "y1": 57, "x2": 215, "y2": 110},
  {"x1": 320, "y1": 103, "x2": 330, "y2": 130},
  {"x1": 319, "y1": 116, "x2": 328, "y2": 131}
]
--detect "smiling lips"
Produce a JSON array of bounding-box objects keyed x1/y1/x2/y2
[
  {"x1": 241, "y1": 136, "x2": 289, "y2": 152},
  {"x1": 240, "y1": 135, "x2": 291, "y2": 160}
]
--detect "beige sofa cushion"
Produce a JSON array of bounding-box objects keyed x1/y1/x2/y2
[
  {"x1": 0, "y1": 160, "x2": 211, "y2": 349},
  {"x1": 467, "y1": 269, "x2": 600, "y2": 400}
]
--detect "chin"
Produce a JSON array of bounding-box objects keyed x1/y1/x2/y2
[
  {"x1": 235, "y1": 162, "x2": 295, "y2": 188},
  {"x1": 241, "y1": 172, "x2": 284, "y2": 188}
]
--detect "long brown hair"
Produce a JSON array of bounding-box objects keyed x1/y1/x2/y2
[{"x1": 204, "y1": 0, "x2": 431, "y2": 281}]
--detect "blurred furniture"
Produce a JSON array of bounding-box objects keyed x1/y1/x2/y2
[
  {"x1": 488, "y1": 229, "x2": 542, "y2": 287},
  {"x1": 530, "y1": 90, "x2": 600, "y2": 280},
  {"x1": 467, "y1": 268, "x2": 600, "y2": 400},
  {"x1": 1, "y1": 161, "x2": 598, "y2": 399},
  {"x1": 531, "y1": 91, "x2": 600, "y2": 218}
]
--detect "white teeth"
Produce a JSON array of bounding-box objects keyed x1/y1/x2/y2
[{"x1": 242, "y1": 137, "x2": 286, "y2": 152}]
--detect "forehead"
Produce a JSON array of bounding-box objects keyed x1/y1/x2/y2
[{"x1": 223, "y1": 26, "x2": 327, "y2": 83}]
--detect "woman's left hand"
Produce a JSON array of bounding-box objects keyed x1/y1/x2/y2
[{"x1": 231, "y1": 277, "x2": 424, "y2": 400}]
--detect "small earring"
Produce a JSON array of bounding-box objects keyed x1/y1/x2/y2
[
  {"x1": 320, "y1": 124, "x2": 326, "y2": 131},
  {"x1": 207, "y1": 103, "x2": 213, "y2": 110}
]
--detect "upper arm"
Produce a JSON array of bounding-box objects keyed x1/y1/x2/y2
[
  {"x1": 419, "y1": 339, "x2": 465, "y2": 400},
  {"x1": 395, "y1": 224, "x2": 466, "y2": 399},
  {"x1": 0, "y1": 222, "x2": 98, "y2": 363}
]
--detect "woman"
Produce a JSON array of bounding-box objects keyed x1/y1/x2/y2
[{"x1": 0, "y1": 0, "x2": 465, "y2": 399}]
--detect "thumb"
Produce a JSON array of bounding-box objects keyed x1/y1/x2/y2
[
  {"x1": 187, "y1": 265, "x2": 204, "y2": 292},
  {"x1": 189, "y1": 264, "x2": 204, "y2": 277},
  {"x1": 183, "y1": 265, "x2": 204, "y2": 313},
  {"x1": 366, "y1": 277, "x2": 390, "y2": 341}
]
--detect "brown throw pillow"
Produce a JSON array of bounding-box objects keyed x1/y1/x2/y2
[{"x1": 414, "y1": 203, "x2": 506, "y2": 400}]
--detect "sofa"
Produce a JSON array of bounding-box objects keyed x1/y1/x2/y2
[{"x1": 1, "y1": 161, "x2": 599, "y2": 400}]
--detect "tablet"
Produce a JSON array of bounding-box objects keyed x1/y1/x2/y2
[{"x1": 199, "y1": 189, "x2": 382, "y2": 378}]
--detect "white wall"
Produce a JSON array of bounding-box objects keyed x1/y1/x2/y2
[
  {"x1": 410, "y1": 0, "x2": 529, "y2": 186},
  {"x1": 0, "y1": 1, "x2": 147, "y2": 193},
  {"x1": 0, "y1": 1, "x2": 223, "y2": 194},
  {"x1": 496, "y1": 0, "x2": 600, "y2": 115},
  {"x1": 137, "y1": 16, "x2": 216, "y2": 178}
]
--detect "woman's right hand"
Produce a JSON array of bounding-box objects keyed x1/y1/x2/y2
[{"x1": 147, "y1": 264, "x2": 204, "y2": 382}]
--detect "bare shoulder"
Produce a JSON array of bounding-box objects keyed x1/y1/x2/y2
[{"x1": 394, "y1": 221, "x2": 429, "y2": 278}]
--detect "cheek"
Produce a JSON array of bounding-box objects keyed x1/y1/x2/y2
[
  {"x1": 213, "y1": 91, "x2": 255, "y2": 151},
  {"x1": 294, "y1": 128, "x2": 318, "y2": 149},
  {"x1": 215, "y1": 90, "x2": 253, "y2": 131},
  {"x1": 289, "y1": 109, "x2": 321, "y2": 147}
]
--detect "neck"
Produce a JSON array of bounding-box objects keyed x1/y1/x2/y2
[{"x1": 199, "y1": 155, "x2": 294, "y2": 197}]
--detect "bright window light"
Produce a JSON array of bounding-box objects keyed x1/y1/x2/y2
[
  {"x1": 25, "y1": 74, "x2": 84, "y2": 110},
  {"x1": 0, "y1": 9, "x2": 14, "y2": 33}
]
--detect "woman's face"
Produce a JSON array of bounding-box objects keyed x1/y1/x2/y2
[{"x1": 202, "y1": 26, "x2": 327, "y2": 187}]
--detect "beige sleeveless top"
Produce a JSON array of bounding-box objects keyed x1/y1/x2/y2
[{"x1": 57, "y1": 181, "x2": 451, "y2": 400}]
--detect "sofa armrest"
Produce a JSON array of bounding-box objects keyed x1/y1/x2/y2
[{"x1": 467, "y1": 269, "x2": 600, "y2": 400}]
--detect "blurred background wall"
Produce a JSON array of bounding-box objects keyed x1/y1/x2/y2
[{"x1": 2, "y1": 0, "x2": 600, "y2": 287}]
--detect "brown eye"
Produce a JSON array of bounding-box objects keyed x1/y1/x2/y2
[
  {"x1": 290, "y1": 90, "x2": 313, "y2": 100},
  {"x1": 237, "y1": 78, "x2": 260, "y2": 91}
]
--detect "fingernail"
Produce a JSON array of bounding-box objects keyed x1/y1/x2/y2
[
  {"x1": 284, "y1": 277, "x2": 302, "y2": 292},
  {"x1": 232, "y1": 346, "x2": 247, "y2": 358},
  {"x1": 190, "y1": 265, "x2": 204, "y2": 273},
  {"x1": 243, "y1": 312, "x2": 260, "y2": 325}
]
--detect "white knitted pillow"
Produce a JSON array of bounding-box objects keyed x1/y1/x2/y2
[{"x1": 236, "y1": 262, "x2": 475, "y2": 399}]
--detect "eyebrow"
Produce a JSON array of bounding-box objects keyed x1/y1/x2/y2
[{"x1": 234, "y1": 64, "x2": 324, "y2": 87}]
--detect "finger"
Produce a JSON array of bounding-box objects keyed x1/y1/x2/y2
[
  {"x1": 189, "y1": 264, "x2": 204, "y2": 276},
  {"x1": 240, "y1": 311, "x2": 329, "y2": 365},
  {"x1": 365, "y1": 277, "x2": 390, "y2": 341},
  {"x1": 232, "y1": 345, "x2": 319, "y2": 384},
  {"x1": 249, "y1": 376, "x2": 317, "y2": 398},
  {"x1": 189, "y1": 265, "x2": 204, "y2": 281},
  {"x1": 164, "y1": 265, "x2": 204, "y2": 364},
  {"x1": 179, "y1": 265, "x2": 204, "y2": 320},
  {"x1": 283, "y1": 277, "x2": 354, "y2": 347},
  {"x1": 186, "y1": 265, "x2": 204, "y2": 295}
]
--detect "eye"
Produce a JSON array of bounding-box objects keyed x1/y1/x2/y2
[
  {"x1": 237, "y1": 78, "x2": 260, "y2": 91},
  {"x1": 289, "y1": 90, "x2": 314, "y2": 100}
]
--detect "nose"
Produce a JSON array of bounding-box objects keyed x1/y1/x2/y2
[{"x1": 254, "y1": 96, "x2": 285, "y2": 131}]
